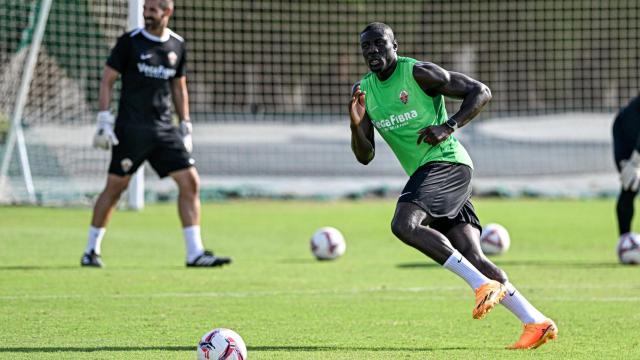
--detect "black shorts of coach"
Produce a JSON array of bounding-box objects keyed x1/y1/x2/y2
[
  {"x1": 108, "y1": 124, "x2": 194, "y2": 178},
  {"x1": 398, "y1": 161, "x2": 481, "y2": 235}
]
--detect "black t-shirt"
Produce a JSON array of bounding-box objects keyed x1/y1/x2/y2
[{"x1": 107, "y1": 28, "x2": 186, "y2": 128}]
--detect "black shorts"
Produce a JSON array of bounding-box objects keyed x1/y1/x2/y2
[
  {"x1": 109, "y1": 125, "x2": 194, "y2": 178},
  {"x1": 398, "y1": 162, "x2": 481, "y2": 234}
]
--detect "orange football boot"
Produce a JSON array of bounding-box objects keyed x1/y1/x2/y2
[
  {"x1": 472, "y1": 280, "x2": 507, "y2": 319},
  {"x1": 507, "y1": 319, "x2": 558, "y2": 349}
]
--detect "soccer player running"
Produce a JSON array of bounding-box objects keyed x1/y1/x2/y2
[
  {"x1": 349, "y1": 23, "x2": 557, "y2": 349},
  {"x1": 81, "y1": 0, "x2": 231, "y2": 268},
  {"x1": 613, "y1": 95, "x2": 640, "y2": 245}
]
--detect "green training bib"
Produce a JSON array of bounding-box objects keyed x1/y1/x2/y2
[{"x1": 359, "y1": 57, "x2": 473, "y2": 176}]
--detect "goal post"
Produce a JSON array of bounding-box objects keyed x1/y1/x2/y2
[
  {"x1": 0, "y1": 0, "x2": 145, "y2": 207},
  {"x1": 1, "y1": 0, "x2": 131, "y2": 205},
  {"x1": 0, "y1": 0, "x2": 52, "y2": 204},
  {"x1": 126, "y1": 0, "x2": 145, "y2": 210}
]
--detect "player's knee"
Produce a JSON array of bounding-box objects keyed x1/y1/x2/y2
[
  {"x1": 103, "y1": 180, "x2": 128, "y2": 198},
  {"x1": 193, "y1": 173, "x2": 200, "y2": 193},
  {"x1": 178, "y1": 172, "x2": 200, "y2": 197},
  {"x1": 187, "y1": 175, "x2": 200, "y2": 195},
  {"x1": 98, "y1": 187, "x2": 124, "y2": 207},
  {"x1": 390, "y1": 218, "x2": 417, "y2": 244}
]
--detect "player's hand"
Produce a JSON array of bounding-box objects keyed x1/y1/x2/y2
[
  {"x1": 417, "y1": 124, "x2": 453, "y2": 146},
  {"x1": 180, "y1": 120, "x2": 193, "y2": 153},
  {"x1": 92, "y1": 111, "x2": 119, "y2": 150},
  {"x1": 621, "y1": 150, "x2": 640, "y2": 191},
  {"x1": 349, "y1": 86, "x2": 366, "y2": 126}
]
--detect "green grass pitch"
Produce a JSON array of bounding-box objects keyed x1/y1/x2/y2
[{"x1": 1, "y1": 199, "x2": 639, "y2": 359}]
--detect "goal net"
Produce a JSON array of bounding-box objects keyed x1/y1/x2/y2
[
  {"x1": 0, "y1": 0, "x2": 127, "y2": 203},
  {"x1": 1, "y1": 1, "x2": 638, "y2": 204}
]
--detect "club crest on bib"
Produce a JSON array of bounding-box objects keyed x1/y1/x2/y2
[
  {"x1": 167, "y1": 51, "x2": 178, "y2": 66},
  {"x1": 399, "y1": 90, "x2": 409, "y2": 104},
  {"x1": 121, "y1": 158, "x2": 133, "y2": 173}
]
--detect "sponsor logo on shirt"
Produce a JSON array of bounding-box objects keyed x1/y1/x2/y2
[
  {"x1": 372, "y1": 110, "x2": 418, "y2": 131},
  {"x1": 140, "y1": 53, "x2": 153, "y2": 60},
  {"x1": 137, "y1": 62, "x2": 176, "y2": 79}
]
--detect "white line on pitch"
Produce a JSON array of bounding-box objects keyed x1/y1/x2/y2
[{"x1": 1, "y1": 285, "x2": 639, "y2": 302}]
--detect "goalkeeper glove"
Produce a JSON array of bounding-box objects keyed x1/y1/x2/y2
[
  {"x1": 180, "y1": 120, "x2": 193, "y2": 153},
  {"x1": 621, "y1": 150, "x2": 640, "y2": 191},
  {"x1": 92, "y1": 111, "x2": 119, "y2": 150}
]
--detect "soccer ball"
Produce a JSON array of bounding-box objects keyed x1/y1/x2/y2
[
  {"x1": 197, "y1": 328, "x2": 247, "y2": 360},
  {"x1": 310, "y1": 226, "x2": 346, "y2": 260},
  {"x1": 617, "y1": 233, "x2": 640, "y2": 265},
  {"x1": 480, "y1": 223, "x2": 510, "y2": 255}
]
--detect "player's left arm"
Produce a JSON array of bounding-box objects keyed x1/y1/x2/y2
[
  {"x1": 171, "y1": 76, "x2": 193, "y2": 152},
  {"x1": 171, "y1": 76, "x2": 190, "y2": 121},
  {"x1": 413, "y1": 62, "x2": 492, "y2": 145}
]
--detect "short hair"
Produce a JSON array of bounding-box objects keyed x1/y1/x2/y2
[
  {"x1": 159, "y1": 0, "x2": 174, "y2": 10},
  {"x1": 360, "y1": 22, "x2": 395, "y2": 40}
]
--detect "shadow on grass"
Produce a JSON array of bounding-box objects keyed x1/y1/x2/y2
[
  {"x1": 0, "y1": 265, "x2": 211, "y2": 271},
  {"x1": 249, "y1": 345, "x2": 475, "y2": 351},
  {"x1": 278, "y1": 258, "x2": 321, "y2": 264},
  {"x1": 395, "y1": 262, "x2": 441, "y2": 269},
  {"x1": 396, "y1": 260, "x2": 621, "y2": 269},
  {"x1": 0, "y1": 345, "x2": 476, "y2": 353},
  {"x1": 0, "y1": 265, "x2": 79, "y2": 271}
]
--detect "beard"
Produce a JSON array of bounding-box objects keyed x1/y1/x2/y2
[{"x1": 144, "y1": 17, "x2": 162, "y2": 30}]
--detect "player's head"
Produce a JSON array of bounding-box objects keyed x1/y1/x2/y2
[
  {"x1": 359, "y1": 22, "x2": 398, "y2": 74},
  {"x1": 143, "y1": 0, "x2": 174, "y2": 31}
]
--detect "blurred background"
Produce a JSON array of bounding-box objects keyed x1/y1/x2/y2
[{"x1": 1, "y1": 0, "x2": 638, "y2": 205}]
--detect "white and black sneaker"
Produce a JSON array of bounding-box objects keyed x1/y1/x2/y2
[
  {"x1": 187, "y1": 250, "x2": 232, "y2": 267},
  {"x1": 81, "y1": 250, "x2": 104, "y2": 268}
]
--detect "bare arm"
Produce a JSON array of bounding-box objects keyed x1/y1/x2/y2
[
  {"x1": 98, "y1": 66, "x2": 120, "y2": 111},
  {"x1": 170, "y1": 76, "x2": 190, "y2": 121},
  {"x1": 414, "y1": 62, "x2": 491, "y2": 128},
  {"x1": 349, "y1": 82, "x2": 375, "y2": 165},
  {"x1": 413, "y1": 62, "x2": 492, "y2": 145}
]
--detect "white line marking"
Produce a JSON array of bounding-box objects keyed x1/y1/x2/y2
[{"x1": 2, "y1": 284, "x2": 639, "y2": 302}]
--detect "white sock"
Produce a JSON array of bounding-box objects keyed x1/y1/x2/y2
[
  {"x1": 501, "y1": 282, "x2": 548, "y2": 324},
  {"x1": 442, "y1": 250, "x2": 491, "y2": 290},
  {"x1": 85, "y1": 226, "x2": 106, "y2": 255},
  {"x1": 184, "y1": 225, "x2": 205, "y2": 263}
]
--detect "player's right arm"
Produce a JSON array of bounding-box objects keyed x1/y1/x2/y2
[
  {"x1": 98, "y1": 66, "x2": 119, "y2": 112},
  {"x1": 349, "y1": 82, "x2": 375, "y2": 165},
  {"x1": 92, "y1": 65, "x2": 120, "y2": 150}
]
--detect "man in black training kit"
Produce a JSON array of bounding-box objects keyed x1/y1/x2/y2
[
  {"x1": 613, "y1": 95, "x2": 640, "y2": 250},
  {"x1": 81, "y1": 0, "x2": 231, "y2": 268},
  {"x1": 349, "y1": 22, "x2": 557, "y2": 349}
]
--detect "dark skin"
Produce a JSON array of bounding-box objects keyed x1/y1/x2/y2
[{"x1": 349, "y1": 27, "x2": 505, "y2": 283}]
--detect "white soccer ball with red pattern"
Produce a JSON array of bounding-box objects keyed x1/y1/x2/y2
[
  {"x1": 197, "y1": 328, "x2": 247, "y2": 360},
  {"x1": 310, "y1": 226, "x2": 346, "y2": 260},
  {"x1": 480, "y1": 223, "x2": 510, "y2": 255},
  {"x1": 617, "y1": 232, "x2": 640, "y2": 265}
]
